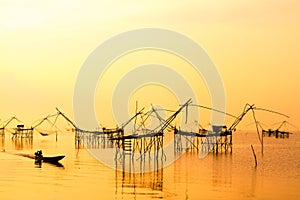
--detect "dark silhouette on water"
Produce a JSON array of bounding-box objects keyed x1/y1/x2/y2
[
  {"x1": 34, "y1": 150, "x2": 65, "y2": 164},
  {"x1": 1, "y1": 149, "x2": 65, "y2": 168}
]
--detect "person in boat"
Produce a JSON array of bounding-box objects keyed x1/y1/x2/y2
[{"x1": 34, "y1": 150, "x2": 43, "y2": 159}]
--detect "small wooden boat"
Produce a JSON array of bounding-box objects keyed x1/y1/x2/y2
[
  {"x1": 35, "y1": 150, "x2": 65, "y2": 163},
  {"x1": 37, "y1": 155, "x2": 65, "y2": 163},
  {"x1": 3, "y1": 150, "x2": 65, "y2": 167}
]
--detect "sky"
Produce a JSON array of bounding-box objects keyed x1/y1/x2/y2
[{"x1": 0, "y1": 0, "x2": 299, "y2": 131}]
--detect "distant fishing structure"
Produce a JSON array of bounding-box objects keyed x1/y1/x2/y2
[
  {"x1": 174, "y1": 103, "x2": 237, "y2": 154},
  {"x1": 173, "y1": 103, "x2": 291, "y2": 155},
  {"x1": 0, "y1": 116, "x2": 34, "y2": 150},
  {"x1": 262, "y1": 120, "x2": 295, "y2": 138},
  {"x1": 0, "y1": 116, "x2": 33, "y2": 138},
  {"x1": 49, "y1": 100, "x2": 290, "y2": 160}
]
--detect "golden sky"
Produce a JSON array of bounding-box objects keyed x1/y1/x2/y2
[{"x1": 0, "y1": 1, "x2": 299, "y2": 130}]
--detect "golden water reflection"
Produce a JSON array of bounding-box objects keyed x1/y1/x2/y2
[
  {"x1": 11, "y1": 137, "x2": 33, "y2": 150},
  {"x1": 0, "y1": 131, "x2": 299, "y2": 200}
]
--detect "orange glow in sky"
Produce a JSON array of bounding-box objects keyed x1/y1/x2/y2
[{"x1": 0, "y1": 1, "x2": 299, "y2": 130}]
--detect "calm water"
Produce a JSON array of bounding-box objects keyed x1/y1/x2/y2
[{"x1": 0, "y1": 131, "x2": 299, "y2": 200}]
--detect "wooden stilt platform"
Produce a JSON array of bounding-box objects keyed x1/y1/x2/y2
[
  {"x1": 12, "y1": 125, "x2": 33, "y2": 139},
  {"x1": 174, "y1": 125, "x2": 232, "y2": 154},
  {"x1": 262, "y1": 129, "x2": 291, "y2": 138}
]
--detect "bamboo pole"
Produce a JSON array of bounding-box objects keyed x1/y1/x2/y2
[
  {"x1": 251, "y1": 109, "x2": 264, "y2": 155},
  {"x1": 250, "y1": 145, "x2": 257, "y2": 168}
]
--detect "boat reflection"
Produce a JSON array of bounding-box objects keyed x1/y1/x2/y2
[{"x1": 34, "y1": 160, "x2": 65, "y2": 168}]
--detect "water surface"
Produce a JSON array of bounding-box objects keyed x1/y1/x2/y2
[{"x1": 0, "y1": 131, "x2": 299, "y2": 199}]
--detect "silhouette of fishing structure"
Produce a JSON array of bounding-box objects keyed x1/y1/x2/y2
[
  {"x1": 0, "y1": 99, "x2": 291, "y2": 160},
  {"x1": 174, "y1": 103, "x2": 289, "y2": 154},
  {"x1": 0, "y1": 112, "x2": 73, "y2": 148},
  {"x1": 262, "y1": 121, "x2": 295, "y2": 138},
  {"x1": 114, "y1": 122, "x2": 164, "y2": 192},
  {"x1": 32, "y1": 114, "x2": 61, "y2": 136},
  {"x1": 239, "y1": 104, "x2": 289, "y2": 154},
  {"x1": 173, "y1": 103, "x2": 236, "y2": 154},
  {"x1": 69, "y1": 100, "x2": 192, "y2": 166},
  {"x1": 0, "y1": 117, "x2": 34, "y2": 150},
  {"x1": 0, "y1": 116, "x2": 33, "y2": 138},
  {"x1": 0, "y1": 150, "x2": 64, "y2": 168},
  {"x1": 50, "y1": 99, "x2": 290, "y2": 160}
]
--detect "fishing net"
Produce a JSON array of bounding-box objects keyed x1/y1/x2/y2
[{"x1": 35, "y1": 128, "x2": 57, "y2": 136}]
